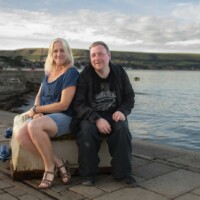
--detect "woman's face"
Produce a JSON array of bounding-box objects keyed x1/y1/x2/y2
[{"x1": 53, "y1": 41, "x2": 68, "y2": 67}]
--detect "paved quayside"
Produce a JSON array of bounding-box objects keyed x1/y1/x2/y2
[{"x1": 1, "y1": 110, "x2": 200, "y2": 200}]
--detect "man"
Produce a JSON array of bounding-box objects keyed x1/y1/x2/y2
[{"x1": 73, "y1": 41, "x2": 136, "y2": 186}]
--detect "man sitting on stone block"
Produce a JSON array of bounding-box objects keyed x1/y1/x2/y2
[{"x1": 72, "y1": 41, "x2": 136, "y2": 186}]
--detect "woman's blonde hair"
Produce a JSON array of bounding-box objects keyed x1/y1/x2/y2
[{"x1": 44, "y1": 38, "x2": 74, "y2": 75}]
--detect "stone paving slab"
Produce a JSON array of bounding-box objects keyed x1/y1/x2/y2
[
  {"x1": 134, "y1": 161, "x2": 177, "y2": 179},
  {"x1": 0, "y1": 193, "x2": 18, "y2": 200},
  {"x1": 70, "y1": 184, "x2": 105, "y2": 199},
  {"x1": 93, "y1": 187, "x2": 168, "y2": 200},
  {"x1": 140, "y1": 169, "x2": 200, "y2": 199},
  {"x1": 168, "y1": 153, "x2": 200, "y2": 170},
  {"x1": 174, "y1": 193, "x2": 200, "y2": 200},
  {"x1": 4, "y1": 186, "x2": 27, "y2": 196},
  {"x1": 0, "y1": 180, "x2": 14, "y2": 189},
  {"x1": 59, "y1": 189, "x2": 85, "y2": 200},
  {"x1": 92, "y1": 175, "x2": 126, "y2": 192},
  {"x1": 132, "y1": 156, "x2": 152, "y2": 168},
  {"x1": 192, "y1": 187, "x2": 200, "y2": 195}
]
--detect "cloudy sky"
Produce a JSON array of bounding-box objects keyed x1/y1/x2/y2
[{"x1": 0, "y1": 0, "x2": 200, "y2": 53}]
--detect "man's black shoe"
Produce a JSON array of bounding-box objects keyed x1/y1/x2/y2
[
  {"x1": 126, "y1": 175, "x2": 136, "y2": 185},
  {"x1": 125, "y1": 175, "x2": 137, "y2": 187},
  {"x1": 114, "y1": 175, "x2": 137, "y2": 187},
  {"x1": 81, "y1": 177, "x2": 95, "y2": 186}
]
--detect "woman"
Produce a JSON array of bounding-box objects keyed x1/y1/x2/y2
[{"x1": 16, "y1": 38, "x2": 79, "y2": 189}]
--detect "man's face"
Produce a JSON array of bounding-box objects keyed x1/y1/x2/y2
[{"x1": 90, "y1": 44, "x2": 111, "y2": 72}]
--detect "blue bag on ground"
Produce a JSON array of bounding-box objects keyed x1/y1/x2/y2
[
  {"x1": 0, "y1": 144, "x2": 10, "y2": 162},
  {"x1": 4, "y1": 127, "x2": 13, "y2": 138}
]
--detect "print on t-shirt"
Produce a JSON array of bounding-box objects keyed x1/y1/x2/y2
[{"x1": 92, "y1": 82, "x2": 116, "y2": 112}]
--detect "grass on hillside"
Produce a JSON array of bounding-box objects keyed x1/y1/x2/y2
[{"x1": 0, "y1": 48, "x2": 200, "y2": 70}]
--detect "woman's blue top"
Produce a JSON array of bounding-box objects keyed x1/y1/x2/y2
[{"x1": 40, "y1": 67, "x2": 79, "y2": 116}]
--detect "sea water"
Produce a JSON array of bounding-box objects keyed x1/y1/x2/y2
[
  {"x1": 128, "y1": 70, "x2": 200, "y2": 151},
  {"x1": 16, "y1": 70, "x2": 200, "y2": 151}
]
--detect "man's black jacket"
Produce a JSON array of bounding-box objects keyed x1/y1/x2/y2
[{"x1": 71, "y1": 63, "x2": 135, "y2": 130}]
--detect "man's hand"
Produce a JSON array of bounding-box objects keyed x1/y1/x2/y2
[
  {"x1": 112, "y1": 111, "x2": 125, "y2": 122},
  {"x1": 96, "y1": 118, "x2": 111, "y2": 134}
]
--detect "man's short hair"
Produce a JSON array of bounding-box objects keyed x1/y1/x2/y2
[{"x1": 89, "y1": 41, "x2": 110, "y2": 52}]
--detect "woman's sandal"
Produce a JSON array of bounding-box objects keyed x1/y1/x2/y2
[
  {"x1": 39, "y1": 167, "x2": 57, "y2": 189},
  {"x1": 57, "y1": 159, "x2": 71, "y2": 185}
]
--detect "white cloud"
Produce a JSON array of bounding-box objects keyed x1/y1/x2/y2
[
  {"x1": 0, "y1": 2, "x2": 200, "y2": 53},
  {"x1": 172, "y1": 3, "x2": 200, "y2": 22},
  {"x1": 166, "y1": 39, "x2": 200, "y2": 46},
  {"x1": 0, "y1": 9, "x2": 54, "y2": 49}
]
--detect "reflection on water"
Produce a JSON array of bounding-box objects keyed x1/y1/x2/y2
[{"x1": 17, "y1": 70, "x2": 200, "y2": 151}]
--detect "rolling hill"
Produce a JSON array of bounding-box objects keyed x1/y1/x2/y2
[{"x1": 0, "y1": 48, "x2": 200, "y2": 70}]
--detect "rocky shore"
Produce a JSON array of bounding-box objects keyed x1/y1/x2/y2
[
  {"x1": 0, "y1": 84, "x2": 38, "y2": 113},
  {"x1": 0, "y1": 91, "x2": 31, "y2": 113},
  {"x1": 0, "y1": 69, "x2": 41, "y2": 113}
]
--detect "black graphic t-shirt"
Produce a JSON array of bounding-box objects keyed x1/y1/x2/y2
[{"x1": 92, "y1": 69, "x2": 117, "y2": 114}]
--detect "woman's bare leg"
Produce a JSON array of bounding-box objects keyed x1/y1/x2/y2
[
  {"x1": 16, "y1": 121, "x2": 39, "y2": 155},
  {"x1": 27, "y1": 116, "x2": 57, "y2": 171},
  {"x1": 17, "y1": 118, "x2": 62, "y2": 166},
  {"x1": 17, "y1": 116, "x2": 68, "y2": 187}
]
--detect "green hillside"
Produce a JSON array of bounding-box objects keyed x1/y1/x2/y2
[{"x1": 0, "y1": 48, "x2": 200, "y2": 70}]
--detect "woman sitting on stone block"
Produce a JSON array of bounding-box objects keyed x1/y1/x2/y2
[{"x1": 16, "y1": 38, "x2": 79, "y2": 189}]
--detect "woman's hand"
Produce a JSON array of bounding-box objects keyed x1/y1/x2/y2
[
  {"x1": 33, "y1": 113, "x2": 44, "y2": 119},
  {"x1": 21, "y1": 109, "x2": 34, "y2": 118}
]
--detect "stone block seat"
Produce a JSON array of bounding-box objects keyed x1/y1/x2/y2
[{"x1": 10, "y1": 114, "x2": 111, "y2": 180}]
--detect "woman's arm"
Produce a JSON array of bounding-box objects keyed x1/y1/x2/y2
[
  {"x1": 34, "y1": 84, "x2": 42, "y2": 106},
  {"x1": 33, "y1": 86, "x2": 76, "y2": 114},
  {"x1": 22, "y1": 84, "x2": 42, "y2": 118}
]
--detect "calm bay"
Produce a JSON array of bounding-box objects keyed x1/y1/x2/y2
[
  {"x1": 16, "y1": 69, "x2": 200, "y2": 152},
  {"x1": 128, "y1": 70, "x2": 200, "y2": 151}
]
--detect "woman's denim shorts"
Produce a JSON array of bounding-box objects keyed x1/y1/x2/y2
[
  {"x1": 47, "y1": 113, "x2": 72, "y2": 137},
  {"x1": 26, "y1": 113, "x2": 72, "y2": 137}
]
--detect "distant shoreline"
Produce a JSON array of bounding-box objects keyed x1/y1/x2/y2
[{"x1": 1, "y1": 48, "x2": 200, "y2": 70}]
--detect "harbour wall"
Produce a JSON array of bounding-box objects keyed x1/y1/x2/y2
[
  {"x1": 0, "y1": 69, "x2": 44, "y2": 96},
  {"x1": 0, "y1": 69, "x2": 44, "y2": 113}
]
